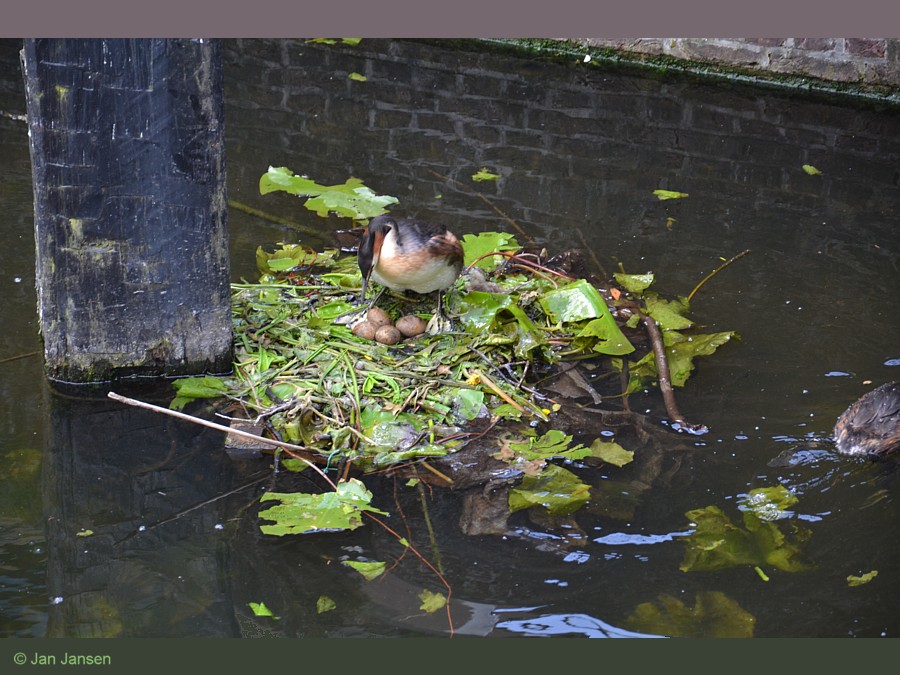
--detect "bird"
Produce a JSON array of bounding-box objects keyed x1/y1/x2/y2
[
  {"x1": 833, "y1": 381, "x2": 900, "y2": 457},
  {"x1": 357, "y1": 215, "x2": 464, "y2": 334}
]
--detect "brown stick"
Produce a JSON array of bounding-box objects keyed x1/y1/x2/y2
[{"x1": 639, "y1": 314, "x2": 708, "y2": 435}]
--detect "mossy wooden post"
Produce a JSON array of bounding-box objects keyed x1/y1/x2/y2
[{"x1": 22, "y1": 39, "x2": 232, "y2": 383}]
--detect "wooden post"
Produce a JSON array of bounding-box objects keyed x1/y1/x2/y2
[{"x1": 22, "y1": 39, "x2": 232, "y2": 383}]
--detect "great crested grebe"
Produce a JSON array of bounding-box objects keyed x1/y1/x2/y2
[
  {"x1": 833, "y1": 381, "x2": 900, "y2": 457},
  {"x1": 357, "y1": 215, "x2": 464, "y2": 333}
]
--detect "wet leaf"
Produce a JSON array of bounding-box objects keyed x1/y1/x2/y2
[
  {"x1": 308, "y1": 38, "x2": 362, "y2": 46},
  {"x1": 317, "y1": 595, "x2": 337, "y2": 613},
  {"x1": 418, "y1": 589, "x2": 447, "y2": 613},
  {"x1": 680, "y1": 504, "x2": 812, "y2": 573},
  {"x1": 259, "y1": 167, "x2": 398, "y2": 220},
  {"x1": 348, "y1": 72, "x2": 367, "y2": 82},
  {"x1": 625, "y1": 591, "x2": 756, "y2": 638},
  {"x1": 342, "y1": 560, "x2": 387, "y2": 581},
  {"x1": 471, "y1": 167, "x2": 500, "y2": 182},
  {"x1": 170, "y1": 375, "x2": 229, "y2": 410},
  {"x1": 258, "y1": 478, "x2": 388, "y2": 536},
  {"x1": 589, "y1": 439, "x2": 634, "y2": 466},
  {"x1": 508, "y1": 429, "x2": 587, "y2": 461},
  {"x1": 509, "y1": 464, "x2": 591, "y2": 516},
  {"x1": 614, "y1": 272, "x2": 655, "y2": 294},
  {"x1": 644, "y1": 292, "x2": 693, "y2": 330},
  {"x1": 738, "y1": 485, "x2": 798, "y2": 521},
  {"x1": 249, "y1": 602, "x2": 278, "y2": 618},
  {"x1": 847, "y1": 570, "x2": 878, "y2": 586},
  {"x1": 653, "y1": 189, "x2": 689, "y2": 200},
  {"x1": 802, "y1": 164, "x2": 822, "y2": 175}
]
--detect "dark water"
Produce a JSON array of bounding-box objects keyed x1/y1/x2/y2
[{"x1": 1, "y1": 38, "x2": 898, "y2": 638}]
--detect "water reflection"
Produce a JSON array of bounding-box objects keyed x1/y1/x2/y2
[{"x1": 1, "y1": 38, "x2": 899, "y2": 637}]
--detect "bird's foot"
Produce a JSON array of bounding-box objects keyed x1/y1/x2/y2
[
  {"x1": 425, "y1": 312, "x2": 454, "y2": 335},
  {"x1": 333, "y1": 306, "x2": 369, "y2": 329}
]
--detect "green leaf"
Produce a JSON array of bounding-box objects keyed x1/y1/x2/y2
[
  {"x1": 509, "y1": 464, "x2": 591, "y2": 516},
  {"x1": 653, "y1": 189, "x2": 689, "y2": 200},
  {"x1": 348, "y1": 72, "x2": 367, "y2": 82},
  {"x1": 614, "y1": 273, "x2": 654, "y2": 294},
  {"x1": 317, "y1": 595, "x2": 337, "y2": 613},
  {"x1": 738, "y1": 485, "x2": 798, "y2": 521},
  {"x1": 460, "y1": 232, "x2": 520, "y2": 270},
  {"x1": 847, "y1": 570, "x2": 877, "y2": 587},
  {"x1": 258, "y1": 478, "x2": 388, "y2": 536},
  {"x1": 170, "y1": 375, "x2": 229, "y2": 410},
  {"x1": 342, "y1": 560, "x2": 387, "y2": 581},
  {"x1": 418, "y1": 589, "x2": 447, "y2": 613},
  {"x1": 680, "y1": 503, "x2": 812, "y2": 573},
  {"x1": 541, "y1": 280, "x2": 634, "y2": 356},
  {"x1": 509, "y1": 429, "x2": 585, "y2": 460},
  {"x1": 644, "y1": 292, "x2": 693, "y2": 330},
  {"x1": 249, "y1": 602, "x2": 277, "y2": 618},
  {"x1": 589, "y1": 438, "x2": 634, "y2": 466},
  {"x1": 540, "y1": 279, "x2": 610, "y2": 323},
  {"x1": 259, "y1": 167, "x2": 398, "y2": 220},
  {"x1": 802, "y1": 164, "x2": 822, "y2": 175},
  {"x1": 471, "y1": 167, "x2": 500, "y2": 182},
  {"x1": 625, "y1": 591, "x2": 756, "y2": 638}
]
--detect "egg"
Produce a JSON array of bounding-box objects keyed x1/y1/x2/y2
[
  {"x1": 366, "y1": 307, "x2": 392, "y2": 328},
  {"x1": 374, "y1": 325, "x2": 402, "y2": 345},
  {"x1": 396, "y1": 315, "x2": 426, "y2": 337}
]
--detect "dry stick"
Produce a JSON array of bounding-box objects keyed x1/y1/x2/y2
[{"x1": 639, "y1": 313, "x2": 708, "y2": 435}]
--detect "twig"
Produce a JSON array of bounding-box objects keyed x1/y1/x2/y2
[
  {"x1": 107, "y1": 391, "x2": 332, "y2": 482},
  {"x1": 639, "y1": 313, "x2": 708, "y2": 435},
  {"x1": 687, "y1": 249, "x2": 751, "y2": 303}
]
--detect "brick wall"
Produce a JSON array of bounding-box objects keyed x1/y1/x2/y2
[
  {"x1": 572, "y1": 38, "x2": 900, "y2": 91},
  {"x1": 223, "y1": 38, "x2": 900, "y2": 291}
]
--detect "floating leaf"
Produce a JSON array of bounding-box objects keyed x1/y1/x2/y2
[
  {"x1": 348, "y1": 72, "x2": 367, "y2": 82},
  {"x1": 258, "y1": 478, "x2": 388, "y2": 536},
  {"x1": 680, "y1": 503, "x2": 812, "y2": 573},
  {"x1": 541, "y1": 279, "x2": 634, "y2": 355},
  {"x1": 170, "y1": 375, "x2": 229, "y2": 410},
  {"x1": 653, "y1": 189, "x2": 689, "y2": 200},
  {"x1": 75, "y1": 529, "x2": 94, "y2": 537},
  {"x1": 625, "y1": 591, "x2": 756, "y2": 638},
  {"x1": 471, "y1": 167, "x2": 500, "y2": 182},
  {"x1": 508, "y1": 429, "x2": 587, "y2": 461},
  {"x1": 509, "y1": 463, "x2": 591, "y2": 516},
  {"x1": 802, "y1": 164, "x2": 822, "y2": 175},
  {"x1": 308, "y1": 38, "x2": 362, "y2": 46},
  {"x1": 738, "y1": 485, "x2": 798, "y2": 521},
  {"x1": 317, "y1": 595, "x2": 337, "y2": 613},
  {"x1": 342, "y1": 560, "x2": 387, "y2": 581},
  {"x1": 259, "y1": 167, "x2": 398, "y2": 220},
  {"x1": 589, "y1": 438, "x2": 634, "y2": 467},
  {"x1": 614, "y1": 273, "x2": 654, "y2": 294},
  {"x1": 644, "y1": 293, "x2": 693, "y2": 330},
  {"x1": 847, "y1": 570, "x2": 878, "y2": 587},
  {"x1": 249, "y1": 602, "x2": 277, "y2": 618},
  {"x1": 418, "y1": 589, "x2": 447, "y2": 613}
]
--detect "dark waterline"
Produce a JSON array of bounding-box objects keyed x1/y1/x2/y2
[{"x1": 0, "y1": 38, "x2": 898, "y2": 638}]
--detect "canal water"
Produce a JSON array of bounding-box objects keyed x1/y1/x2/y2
[{"x1": 1, "y1": 38, "x2": 898, "y2": 638}]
